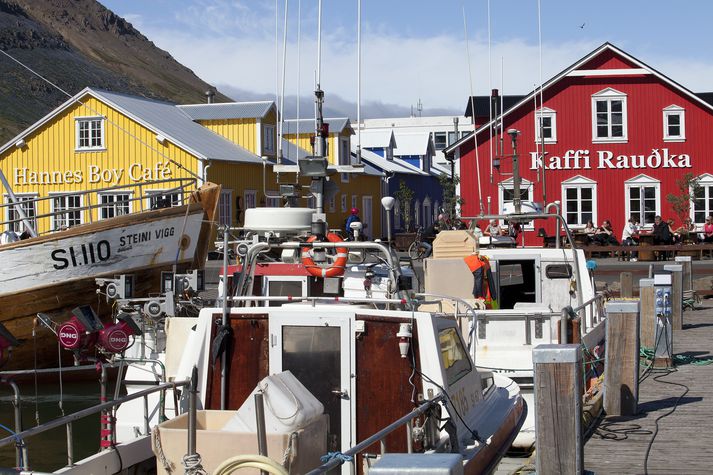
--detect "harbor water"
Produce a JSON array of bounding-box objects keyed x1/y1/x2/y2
[{"x1": 0, "y1": 380, "x2": 102, "y2": 472}]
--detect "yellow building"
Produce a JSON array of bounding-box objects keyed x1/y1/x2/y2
[{"x1": 0, "y1": 88, "x2": 383, "y2": 238}]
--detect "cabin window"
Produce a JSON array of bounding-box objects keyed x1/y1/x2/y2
[
  {"x1": 51, "y1": 194, "x2": 83, "y2": 230},
  {"x1": 545, "y1": 264, "x2": 573, "y2": 279},
  {"x1": 663, "y1": 105, "x2": 685, "y2": 141},
  {"x1": 263, "y1": 125, "x2": 276, "y2": 154},
  {"x1": 439, "y1": 327, "x2": 471, "y2": 386},
  {"x1": 535, "y1": 108, "x2": 557, "y2": 144},
  {"x1": 264, "y1": 276, "x2": 307, "y2": 306},
  {"x1": 693, "y1": 175, "x2": 713, "y2": 225},
  {"x1": 99, "y1": 192, "x2": 131, "y2": 219},
  {"x1": 433, "y1": 132, "x2": 447, "y2": 150},
  {"x1": 75, "y1": 117, "x2": 105, "y2": 150},
  {"x1": 147, "y1": 190, "x2": 182, "y2": 209},
  {"x1": 591, "y1": 88, "x2": 627, "y2": 142},
  {"x1": 218, "y1": 189, "x2": 233, "y2": 226},
  {"x1": 4, "y1": 194, "x2": 37, "y2": 234}
]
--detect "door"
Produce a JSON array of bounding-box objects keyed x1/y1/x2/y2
[
  {"x1": 362, "y1": 196, "x2": 373, "y2": 239},
  {"x1": 269, "y1": 311, "x2": 354, "y2": 457}
]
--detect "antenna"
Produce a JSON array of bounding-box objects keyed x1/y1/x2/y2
[
  {"x1": 538, "y1": 0, "x2": 547, "y2": 205},
  {"x1": 277, "y1": 0, "x2": 289, "y2": 164},
  {"x1": 463, "y1": 5, "x2": 484, "y2": 215},
  {"x1": 416, "y1": 98, "x2": 423, "y2": 117},
  {"x1": 295, "y1": 0, "x2": 302, "y2": 163},
  {"x1": 356, "y1": 0, "x2": 362, "y2": 166},
  {"x1": 487, "y1": 0, "x2": 493, "y2": 184}
]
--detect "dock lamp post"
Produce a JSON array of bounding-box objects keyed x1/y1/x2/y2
[{"x1": 381, "y1": 196, "x2": 396, "y2": 249}]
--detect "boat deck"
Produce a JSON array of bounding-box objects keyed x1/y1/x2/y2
[{"x1": 495, "y1": 299, "x2": 713, "y2": 475}]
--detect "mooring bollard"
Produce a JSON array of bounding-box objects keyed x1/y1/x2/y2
[
  {"x1": 674, "y1": 256, "x2": 693, "y2": 292},
  {"x1": 620, "y1": 271, "x2": 633, "y2": 298},
  {"x1": 639, "y1": 279, "x2": 655, "y2": 348},
  {"x1": 534, "y1": 344, "x2": 583, "y2": 475},
  {"x1": 604, "y1": 300, "x2": 640, "y2": 416},
  {"x1": 663, "y1": 264, "x2": 683, "y2": 330}
]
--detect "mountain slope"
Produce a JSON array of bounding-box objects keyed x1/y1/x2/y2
[{"x1": 0, "y1": 0, "x2": 230, "y2": 144}]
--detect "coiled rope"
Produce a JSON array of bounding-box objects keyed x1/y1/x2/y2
[{"x1": 213, "y1": 454, "x2": 288, "y2": 475}]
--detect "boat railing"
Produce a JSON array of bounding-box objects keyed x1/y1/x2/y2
[
  {"x1": 0, "y1": 177, "x2": 197, "y2": 238},
  {"x1": 0, "y1": 376, "x2": 189, "y2": 471},
  {"x1": 561, "y1": 292, "x2": 608, "y2": 340},
  {"x1": 306, "y1": 394, "x2": 444, "y2": 475}
]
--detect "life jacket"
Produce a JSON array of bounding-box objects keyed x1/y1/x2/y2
[{"x1": 463, "y1": 254, "x2": 498, "y2": 309}]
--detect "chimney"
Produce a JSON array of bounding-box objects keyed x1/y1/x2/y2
[{"x1": 205, "y1": 88, "x2": 216, "y2": 104}]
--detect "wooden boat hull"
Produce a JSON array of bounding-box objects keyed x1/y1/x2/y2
[{"x1": 0, "y1": 182, "x2": 220, "y2": 370}]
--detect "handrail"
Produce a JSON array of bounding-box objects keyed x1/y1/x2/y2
[
  {"x1": 0, "y1": 379, "x2": 189, "y2": 449},
  {"x1": 306, "y1": 395, "x2": 444, "y2": 474}
]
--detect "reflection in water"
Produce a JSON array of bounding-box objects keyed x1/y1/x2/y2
[{"x1": 0, "y1": 381, "x2": 102, "y2": 471}]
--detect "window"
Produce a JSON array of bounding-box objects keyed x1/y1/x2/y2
[
  {"x1": 218, "y1": 189, "x2": 233, "y2": 227},
  {"x1": 244, "y1": 190, "x2": 257, "y2": 210},
  {"x1": 447, "y1": 131, "x2": 459, "y2": 146},
  {"x1": 99, "y1": 192, "x2": 131, "y2": 220},
  {"x1": 423, "y1": 197, "x2": 432, "y2": 228},
  {"x1": 340, "y1": 137, "x2": 351, "y2": 182},
  {"x1": 328, "y1": 196, "x2": 336, "y2": 213},
  {"x1": 341, "y1": 195, "x2": 347, "y2": 212},
  {"x1": 693, "y1": 174, "x2": 713, "y2": 224},
  {"x1": 351, "y1": 195, "x2": 358, "y2": 212},
  {"x1": 414, "y1": 199, "x2": 421, "y2": 227},
  {"x1": 5, "y1": 194, "x2": 37, "y2": 233},
  {"x1": 439, "y1": 326, "x2": 471, "y2": 385},
  {"x1": 535, "y1": 107, "x2": 557, "y2": 143},
  {"x1": 546, "y1": 264, "x2": 573, "y2": 279},
  {"x1": 147, "y1": 190, "x2": 182, "y2": 209},
  {"x1": 263, "y1": 125, "x2": 276, "y2": 154},
  {"x1": 663, "y1": 105, "x2": 685, "y2": 141},
  {"x1": 592, "y1": 88, "x2": 627, "y2": 142},
  {"x1": 433, "y1": 132, "x2": 447, "y2": 150},
  {"x1": 394, "y1": 199, "x2": 402, "y2": 229},
  {"x1": 625, "y1": 175, "x2": 660, "y2": 226},
  {"x1": 76, "y1": 117, "x2": 105, "y2": 150},
  {"x1": 561, "y1": 176, "x2": 597, "y2": 227},
  {"x1": 499, "y1": 178, "x2": 533, "y2": 226},
  {"x1": 51, "y1": 194, "x2": 82, "y2": 230}
]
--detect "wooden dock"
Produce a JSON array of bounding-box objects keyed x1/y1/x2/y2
[{"x1": 584, "y1": 300, "x2": 713, "y2": 474}]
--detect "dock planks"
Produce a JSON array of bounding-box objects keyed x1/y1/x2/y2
[{"x1": 584, "y1": 300, "x2": 713, "y2": 474}]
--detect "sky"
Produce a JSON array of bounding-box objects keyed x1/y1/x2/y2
[{"x1": 100, "y1": 0, "x2": 713, "y2": 118}]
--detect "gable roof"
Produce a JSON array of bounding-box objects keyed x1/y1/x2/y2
[
  {"x1": 178, "y1": 101, "x2": 275, "y2": 120},
  {"x1": 445, "y1": 42, "x2": 713, "y2": 157},
  {"x1": 357, "y1": 129, "x2": 396, "y2": 149},
  {"x1": 283, "y1": 118, "x2": 352, "y2": 135},
  {"x1": 392, "y1": 132, "x2": 434, "y2": 157},
  {"x1": 464, "y1": 94, "x2": 526, "y2": 118},
  {"x1": 0, "y1": 87, "x2": 262, "y2": 164},
  {"x1": 354, "y1": 144, "x2": 428, "y2": 176}
]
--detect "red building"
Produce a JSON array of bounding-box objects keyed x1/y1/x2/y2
[{"x1": 445, "y1": 43, "x2": 713, "y2": 244}]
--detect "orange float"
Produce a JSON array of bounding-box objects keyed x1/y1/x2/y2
[{"x1": 301, "y1": 233, "x2": 348, "y2": 278}]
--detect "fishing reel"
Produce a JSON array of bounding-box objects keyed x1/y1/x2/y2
[
  {"x1": 98, "y1": 312, "x2": 142, "y2": 354},
  {"x1": 57, "y1": 306, "x2": 103, "y2": 354}
]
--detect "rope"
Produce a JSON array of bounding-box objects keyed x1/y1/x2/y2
[
  {"x1": 320, "y1": 451, "x2": 354, "y2": 463},
  {"x1": 213, "y1": 454, "x2": 288, "y2": 475},
  {"x1": 281, "y1": 431, "x2": 298, "y2": 471},
  {"x1": 259, "y1": 379, "x2": 301, "y2": 421},
  {"x1": 640, "y1": 345, "x2": 713, "y2": 366},
  {"x1": 182, "y1": 453, "x2": 207, "y2": 475},
  {"x1": 151, "y1": 427, "x2": 175, "y2": 473}
]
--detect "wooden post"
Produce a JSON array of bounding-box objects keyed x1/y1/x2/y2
[
  {"x1": 663, "y1": 264, "x2": 683, "y2": 330},
  {"x1": 674, "y1": 255, "x2": 693, "y2": 292},
  {"x1": 620, "y1": 272, "x2": 633, "y2": 298},
  {"x1": 639, "y1": 279, "x2": 655, "y2": 349},
  {"x1": 604, "y1": 300, "x2": 640, "y2": 416},
  {"x1": 534, "y1": 344, "x2": 583, "y2": 475}
]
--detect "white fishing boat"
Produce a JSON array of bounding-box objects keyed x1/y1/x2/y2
[{"x1": 0, "y1": 178, "x2": 220, "y2": 369}]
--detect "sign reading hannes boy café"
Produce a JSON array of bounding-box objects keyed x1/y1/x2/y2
[
  {"x1": 13, "y1": 161, "x2": 173, "y2": 186},
  {"x1": 529, "y1": 148, "x2": 692, "y2": 170}
]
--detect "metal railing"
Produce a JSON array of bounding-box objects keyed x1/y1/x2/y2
[
  {"x1": 0, "y1": 378, "x2": 189, "y2": 471},
  {"x1": 0, "y1": 178, "x2": 197, "y2": 237},
  {"x1": 306, "y1": 395, "x2": 444, "y2": 474}
]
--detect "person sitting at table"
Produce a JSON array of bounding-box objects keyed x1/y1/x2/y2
[
  {"x1": 594, "y1": 220, "x2": 619, "y2": 246},
  {"x1": 582, "y1": 220, "x2": 597, "y2": 244},
  {"x1": 703, "y1": 215, "x2": 713, "y2": 243},
  {"x1": 673, "y1": 217, "x2": 696, "y2": 244},
  {"x1": 652, "y1": 215, "x2": 673, "y2": 260},
  {"x1": 621, "y1": 215, "x2": 640, "y2": 261},
  {"x1": 484, "y1": 219, "x2": 504, "y2": 237}
]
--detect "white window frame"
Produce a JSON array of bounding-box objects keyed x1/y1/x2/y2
[
  {"x1": 263, "y1": 124, "x2": 276, "y2": 154},
  {"x1": 75, "y1": 116, "x2": 105, "y2": 151},
  {"x1": 341, "y1": 194, "x2": 347, "y2": 213},
  {"x1": 339, "y1": 137, "x2": 351, "y2": 183},
  {"x1": 663, "y1": 105, "x2": 685, "y2": 142},
  {"x1": 535, "y1": 107, "x2": 557, "y2": 144},
  {"x1": 244, "y1": 190, "x2": 257, "y2": 210},
  {"x1": 433, "y1": 132, "x2": 447, "y2": 151},
  {"x1": 498, "y1": 178, "x2": 534, "y2": 229},
  {"x1": 4, "y1": 193, "x2": 38, "y2": 233},
  {"x1": 692, "y1": 173, "x2": 713, "y2": 226},
  {"x1": 218, "y1": 189, "x2": 233, "y2": 227},
  {"x1": 414, "y1": 199, "x2": 421, "y2": 228},
  {"x1": 146, "y1": 189, "x2": 183, "y2": 210},
  {"x1": 98, "y1": 191, "x2": 132, "y2": 220},
  {"x1": 49, "y1": 192, "x2": 84, "y2": 230},
  {"x1": 591, "y1": 88, "x2": 628, "y2": 143},
  {"x1": 394, "y1": 199, "x2": 402, "y2": 229},
  {"x1": 560, "y1": 175, "x2": 597, "y2": 228},
  {"x1": 625, "y1": 174, "x2": 660, "y2": 228},
  {"x1": 423, "y1": 197, "x2": 432, "y2": 228}
]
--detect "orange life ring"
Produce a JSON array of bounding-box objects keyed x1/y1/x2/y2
[{"x1": 301, "y1": 233, "x2": 348, "y2": 278}]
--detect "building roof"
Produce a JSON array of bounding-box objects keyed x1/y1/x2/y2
[
  {"x1": 0, "y1": 87, "x2": 262, "y2": 164},
  {"x1": 445, "y1": 42, "x2": 713, "y2": 157},
  {"x1": 283, "y1": 118, "x2": 352, "y2": 135},
  {"x1": 463, "y1": 95, "x2": 526, "y2": 118},
  {"x1": 392, "y1": 132, "x2": 434, "y2": 157},
  {"x1": 697, "y1": 92, "x2": 713, "y2": 106},
  {"x1": 356, "y1": 130, "x2": 396, "y2": 149},
  {"x1": 178, "y1": 101, "x2": 275, "y2": 120},
  {"x1": 354, "y1": 144, "x2": 428, "y2": 176}
]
